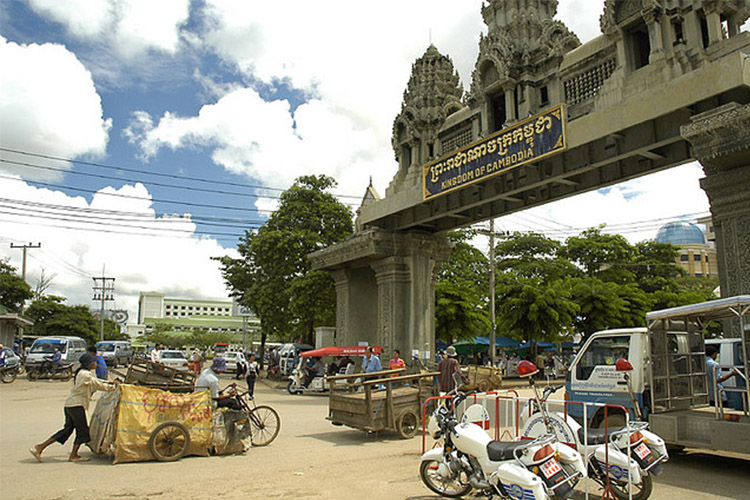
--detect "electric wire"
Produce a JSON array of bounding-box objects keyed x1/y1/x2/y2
[{"x1": 0, "y1": 147, "x2": 363, "y2": 200}]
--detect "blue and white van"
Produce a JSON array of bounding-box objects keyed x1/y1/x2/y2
[
  {"x1": 95, "y1": 340, "x2": 133, "y2": 367},
  {"x1": 25, "y1": 336, "x2": 87, "y2": 368}
]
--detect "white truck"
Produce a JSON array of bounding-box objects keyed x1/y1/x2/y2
[{"x1": 566, "y1": 296, "x2": 750, "y2": 455}]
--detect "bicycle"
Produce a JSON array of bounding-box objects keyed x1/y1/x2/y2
[{"x1": 220, "y1": 383, "x2": 281, "y2": 446}]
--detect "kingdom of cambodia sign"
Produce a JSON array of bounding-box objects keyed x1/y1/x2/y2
[{"x1": 423, "y1": 105, "x2": 566, "y2": 200}]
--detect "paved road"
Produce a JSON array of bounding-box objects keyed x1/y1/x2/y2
[{"x1": 1, "y1": 376, "x2": 748, "y2": 499}]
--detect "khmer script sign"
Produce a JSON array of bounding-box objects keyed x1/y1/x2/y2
[{"x1": 423, "y1": 105, "x2": 566, "y2": 200}]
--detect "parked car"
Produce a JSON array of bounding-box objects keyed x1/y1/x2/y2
[
  {"x1": 159, "y1": 350, "x2": 189, "y2": 371},
  {"x1": 95, "y1": 341, "x2": 134, "y2": 367},
  {"x1": 223, "y1": 351, "x2": 246, "y2": 372}
]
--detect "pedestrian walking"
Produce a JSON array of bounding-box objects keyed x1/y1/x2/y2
[{"x1": 29, "y1": 353, "x2": 118, "y2": 463}]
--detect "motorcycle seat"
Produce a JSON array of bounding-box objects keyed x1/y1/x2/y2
[
  {"x1": 577, "y1": 427, "x2": 624, "y2": 445},
  {"x1": 486, "y1": 440, "x2": 528, "y2": 461}
]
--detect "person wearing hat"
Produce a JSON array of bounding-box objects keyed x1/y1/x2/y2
[
  {"x1": 29, "y1": 352, "x2": 119, "y2": 463},
  {"x1": 194, "y1": 356, "x2": 241, "y2": 410},
  {"x1": 437, "y1": 346, "x2": 465, "y2": 393}
]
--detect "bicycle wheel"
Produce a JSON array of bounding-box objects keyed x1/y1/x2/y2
[{"x1": 249, "y1": 405, "x2": 281, "y2": 446}]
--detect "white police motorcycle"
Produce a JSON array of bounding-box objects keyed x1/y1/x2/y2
[
  {"x1": 420, "y1": 361, "x2": 586, "y2": 499},
  {"x1": 520, "y1": 359, "x2": 668, "y2": 500}
]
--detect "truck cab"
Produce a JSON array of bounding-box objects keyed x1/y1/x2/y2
[{"x1": 566, "y1": 328, "x2": 649, "y2": 426}]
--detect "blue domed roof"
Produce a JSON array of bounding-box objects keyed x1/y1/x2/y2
[{"x1": 655, "y1": 221, "x2": 706, "y2": 245}]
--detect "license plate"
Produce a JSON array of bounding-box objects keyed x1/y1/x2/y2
[
  {"x1": 541, "y1": 458, "x2": 562, "y2": 479},
  {"x1": 635, "y1": 443, "x2": 652, "y2": 460}
]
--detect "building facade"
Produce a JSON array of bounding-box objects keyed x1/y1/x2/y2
[
  {"x1": 655, "y1": 220, "x2": 718, "y2": 277},
  {"x1": 135, "y1": 292, "x2": 260, "y2": 338}
]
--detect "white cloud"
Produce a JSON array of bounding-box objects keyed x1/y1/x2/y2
[
  {"x1": 0, "y1": 37, "x2": 112, "y2": 180},
  {"x1": 27, "y1": 0, "x2": 190, "y2": 58},
  {"x1": 0, "y1": 177, "x2": 236, "y2": 320}
]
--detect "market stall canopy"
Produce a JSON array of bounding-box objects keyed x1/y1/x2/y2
[
  {"x1": 300, "y1": 345, "x2": 384, "y2": 357},
  {"x1": 451, "y1": 336, "x2": 520, "y2": 356}
]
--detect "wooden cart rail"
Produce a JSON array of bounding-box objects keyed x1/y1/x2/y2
[
  {"x1": 327, "y1": 367, "x2": 406, "y2": 382},
  {"x1": 123, "y1": 359, "x2": 196, "y2": 392},
  {"x1": 326, "y1": 370, "x2": 439, "y2": 438}
]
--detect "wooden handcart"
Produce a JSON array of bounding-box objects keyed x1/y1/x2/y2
[
  {"x1": 461, "y1": 364, "x2": 503, "y2": 392},
  {"x1": 326, "y1": 368, "x2": 439, "y2": 439},
  {"x1": 120, "y1": 359, "x2": 196, "y2": 392}
]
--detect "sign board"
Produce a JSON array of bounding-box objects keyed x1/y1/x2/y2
[
  {"x1": 423, "y1": 104, "x2": 566, "y2": 200},
  {"x1": 231, "y1": 299, "x2": 254, "y2": 317}
]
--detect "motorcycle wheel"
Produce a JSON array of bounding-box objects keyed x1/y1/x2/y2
[
  {"x1": 419, "y1": 459, "x2": 472, "y2": 498},
  {"x1": 595, "y1": 467, "x2": 653, "y2": 500},
  {"x1": 287, "y1": 380, "x2": 301, "y2": 395},
  {"x1": 27, "y1": 369, "x2": 39, "y2": 381},
  {"x1": 2, "y1": 368, "x2": 18, "y2": 383},
  {"x1": 61, "y1": 367, "x2": 73, "y2": 381}
]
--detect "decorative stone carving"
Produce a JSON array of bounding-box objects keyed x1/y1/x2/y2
[
  {"x1": 680, "y1": 102, "x2": 750, "y2": 173},
  {"x1": 389, "y1": 45, "x2": 464, "y2": 192},
  {"x1": 681, "y1": 102, "x2": 750, "y2": 298},
  {"x1": 469, "y1": 0, "x2": 579, "y2": 104}
]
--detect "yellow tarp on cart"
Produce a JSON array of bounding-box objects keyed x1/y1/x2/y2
[{"x1": 113, "y1": 384, "x2": 212, "y2": 463}]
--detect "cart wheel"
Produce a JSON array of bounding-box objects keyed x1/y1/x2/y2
[
  {"x1": 149, "y1": 422, "x2": 190, "y2": 461},
  {"x1": 396, "y1": 409, "x2": 419, "y2": 439},
  {"x1": 478, "y1": 380, "x2": 490, "y2": 393}
]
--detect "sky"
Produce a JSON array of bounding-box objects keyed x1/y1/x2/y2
[{"x1": 0, "y1": 0, "x2": 737, "y2": 325}]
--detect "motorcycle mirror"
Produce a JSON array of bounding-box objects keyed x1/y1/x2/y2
[{"x1": 615, "y1": 358, "x2": 633, "y2": 372}]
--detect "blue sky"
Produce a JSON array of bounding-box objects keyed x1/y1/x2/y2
[{"x1": 0, "y1": 0, "x2": 724, "y2": 321}]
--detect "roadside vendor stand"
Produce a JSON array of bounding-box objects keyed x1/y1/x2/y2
[{"x1": 326, "y1": 368, "x2": 439, "y2": 438}]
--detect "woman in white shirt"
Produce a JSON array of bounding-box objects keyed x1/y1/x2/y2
[{"x1": 29, "y1": 353, "x2": 118, "y2": 463}]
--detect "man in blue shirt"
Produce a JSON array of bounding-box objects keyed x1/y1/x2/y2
[
  {"x1": 88, "y1": 346, "x2": 109, "y2": 379},
  {"x1": 362, "y1": 347, "x2": 382, "y2": 374},
  {"x1": 706, "y1": 345, "x2": 739, "y2": 406}
]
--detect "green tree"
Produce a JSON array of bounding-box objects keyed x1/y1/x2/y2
[
  {"x1": 435, "y1": 232, "x2": 491, "y2": 342},
  {"x1": 632, "y1": 241, "x2": 683, "y2": 294},
  {"x1": 215, "y1": 175, "x2": 353, "y2": 348},
  {"x1": 560, "y1": 227, "x2": 634, "y2": 283},
  {"x1": 495, "y1": 275, "x2": 578, "y2": 344},
  {"x1": 0, "y1": 261, "x2": 33, "y2": 312},
  {"x1": 496, "y1": 232, "x2": 577, "y2": 281},
  {"x1": 566, "y1": 277, "x2": 647, "y2": 337},
  {"x1": 25, "y1": 296, "x2": 100, "y2": 345}
]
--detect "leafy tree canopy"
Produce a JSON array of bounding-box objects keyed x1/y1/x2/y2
[
  {"x1": 215, "y1": 175, "x2": 353, "y2": 345},
  {"x1": 0, "y1": 260, "x2": 33, "y2": 312},
  {"x1": 435, "y1": 233, "x2": 491, "y2": 342}
]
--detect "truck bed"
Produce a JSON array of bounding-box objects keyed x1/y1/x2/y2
[{"x1": 649, "y1": 408, "x2": 750, "y2": 455}]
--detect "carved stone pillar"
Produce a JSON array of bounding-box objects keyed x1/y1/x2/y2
[
  {"x1": 681, "y1": 103, "x2": 750, "y2": 298},
  {"x1": 372, "y1": 257, "x2": 411, "y2": 353},
  {"x1": 330, "y1": 269, "x2": 350, "y2": 342}
]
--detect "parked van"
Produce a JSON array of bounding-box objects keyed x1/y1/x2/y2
[
  {"x1": 705, "y1": 338, "x2": 747, "y2": 411},
  {"x1": 95, "y1": 340, "x2": 134, "y2": 367},
  {"x1": 25, "y1": 336, "x2": 87, "y2": 369},
  {"x1": 278, "y1": 343, "x2": 314, "y2": 376}
]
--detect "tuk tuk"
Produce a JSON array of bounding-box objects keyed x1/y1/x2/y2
[{"x1": 287, "y1": 345, "x2": 384, "y2": 394}]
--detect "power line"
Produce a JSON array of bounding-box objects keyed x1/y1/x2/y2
[
  {"x1": 0, "y1": 196, "x2": 265, "y2": 225},
  {"x1": 0, "y1": 147, "x2": 363, "y2": 200}
]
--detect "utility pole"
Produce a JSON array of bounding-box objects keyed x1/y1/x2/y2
[
  {"x1": 10, "y1": 242, "x2": 41, "y2": 282},
  {"x1": 92, "y1": 267, "x2": 115, "y2": 342},
  {"x1": 476, "y1": 223, "x2": 507, "y2": 366}
]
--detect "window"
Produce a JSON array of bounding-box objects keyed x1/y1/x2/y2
[
  {"x1": 491, "y1": 92, "x2": 507, "y2": 132},
  {"x1": 576, "y1": 335, "x2": 631, "y2": 381},
  {"x1": 680, "y1": 254, "x2": 689, "y2": 262},
  {"x1": 540, "y1": 85, "x2": 549, "y2": 106},
  {"x1": 694, "y1": 254, "x2": 702, "y2": 261},
  {"x1": 673, "y1": 20, "x2": 685, "y2": 44},
  {"x1": 627, "y1": 21, "x2": 651, "y2": 69}
]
